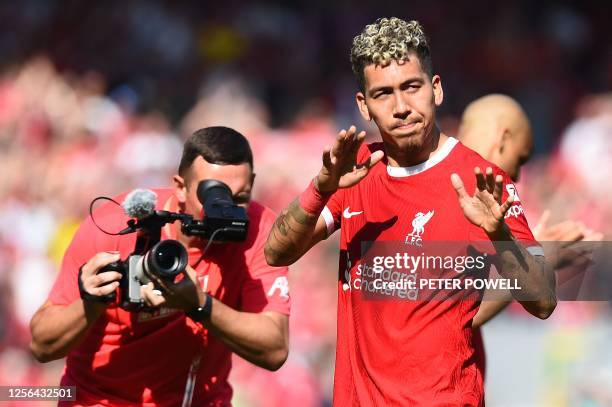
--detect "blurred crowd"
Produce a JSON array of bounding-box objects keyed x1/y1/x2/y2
[{"x1": 0, "y1": 0, "x2": 610, "y2": 406}]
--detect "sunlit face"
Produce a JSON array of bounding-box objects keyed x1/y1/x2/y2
[
  {"x1": 356, "y1": 54, "x2": 443, "y2": 152},
  {"x1": 174, "y1": 156, "x2": 254, "y2": 220}
]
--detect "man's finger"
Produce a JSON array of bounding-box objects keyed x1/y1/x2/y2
[
  {"x1": 82, "y1": 252, "x2": 121, "y2": 277},
  {"x1": 451, "y1": 173, "x2": 469, "y2": 199},
  {"x1": 337, "y1": 126, "x2": 357, "y2": 154},
  {"x1": 485, "y1": 167, "x2": 495, "y2": 193},
  {"x1": 474, "y1": 167, "x2": 486, "y2": 191},
  {"x1": 94, "y1": 281, "x2": 120, "y2": 296},
  {"x1": 360, "y1": 150, "x2": 384, "y2": 169},
  {"x1": 322, "y1": 145, "x2": 333, "y2": 169},
  {"x1": 353, "y1": 151, "x2": 384, "y2": 176},
  {"x1": 183, "y1": 265, "x2": 199, "y2": 283},
  {"x1": 534, "y1": 210, "x2": 551, "y2": 231},
  {"x1": 583, "y1": 229, "x2": 604, "y2": 242},
  {"x1": 346, "y1": 131, "x2": 367, "y2": 162},
  {"x1": 553, "y1": 221, "x2": 583, "y2": 244},
  {"x1": 346, "y1": 125, "x2": 357, "y2": 138},
  {"x1": 92, "y1": 271, "x2": 122, "y2": 287},
  {"x1": 141, "y1": 282, "x2": 166, "y2": 307},
  {"x1": 499, "y1": 195, "x2": 515, "y2": 215},
  {"x1": 562, "y1": 224, "x2": 586, "y2": 243},
  {"x1": 492, "y1": 174, "x2": 504, "y2": 202}
]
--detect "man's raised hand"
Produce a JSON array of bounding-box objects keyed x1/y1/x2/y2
[
  {"x1": 316, "y1": 125, "x2": 384, "y2": 193},
  {"x1": 451, "y1": 167, "x2": 514, "y2": 235}
]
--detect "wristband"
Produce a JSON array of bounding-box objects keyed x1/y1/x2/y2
[
  {"x1": 299, "y1": 179, "x2": 334, "y2": 215},
  {"x1": 78, "y1": 265, "x2": 116, "y2": 303},
  {"x1": 186, "y1": 294, "x2": 213, "y2": 323}
]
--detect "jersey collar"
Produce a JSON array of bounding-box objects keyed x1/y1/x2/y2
[{"x1": 386, "y1": 137, "x2": 459, "y2": 177}]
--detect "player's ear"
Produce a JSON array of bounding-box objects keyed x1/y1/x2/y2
[
  {"x1": 356, "y1": 92, "x2": 371, "y2": 121},
  {"x1": 432, "y1": 75, "x2": 443, "y2": 106},
  {"x1": 499, "y1": 128, "x2": 511, "y2": 154},
  {"x1": 173, "y1": 174, "x2": 187, "y2": 204}
]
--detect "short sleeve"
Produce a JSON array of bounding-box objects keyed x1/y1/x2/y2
[
  {"x1": 321, "y1": 189, "x2": 345, "y2": 237},
  {"x1": 240, "y1": 211, "x2": 290, "y2": 315},
  {"x1": 499, "y1": 172, "x2": 543, "y2": 257},
  {"x1": 47, "y1": 195, "x2": 131, "y2": 305},
  {"x1": 48, "y1": 216, "x2": 105, "y2": 305}
]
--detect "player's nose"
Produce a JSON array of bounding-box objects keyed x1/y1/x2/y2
[{"x1": 392, "y1": 92, "x2": 410, "y2": 117}]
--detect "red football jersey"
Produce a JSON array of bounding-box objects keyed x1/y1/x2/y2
[
  {"x1": 48, "y1": 189, "x2": 290, "y2": 406},
  {"x1": 321, "y1": 137, "x2": 540, "y2": 406}
]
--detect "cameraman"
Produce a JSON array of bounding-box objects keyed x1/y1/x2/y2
[{"x1": 29, "y1": 127, "x2": 290, "y2": 406}]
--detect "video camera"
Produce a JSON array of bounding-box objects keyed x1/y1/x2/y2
[{"x1": 95, "y1": 180, "x2": 249, "y2": 311}]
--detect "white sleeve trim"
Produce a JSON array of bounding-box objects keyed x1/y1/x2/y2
[
  {"x1": 321, "y1": 206, "x2": 336, "y2": 237},
  {"x1": 526, "y1": 246, "x2": 545, "y2": 257}
]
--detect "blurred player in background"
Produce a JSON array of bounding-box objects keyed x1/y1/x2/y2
[
  {"x1": 457, "y1": 94, "x2": 603, "y2": 328},
  {"x1": 265, "y1": 18, "x2": 556, "y2": 406},
  {"x1": 29, "y1": 127, "x2": 290, "y2": 406}
]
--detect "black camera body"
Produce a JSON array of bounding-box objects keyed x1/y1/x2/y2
[
  {"x1": 182, "y1": 180, "x2": 249, "y2": 241},
  {"x1": 97, "y1": 180, "x2": 249, "y2": 311}
]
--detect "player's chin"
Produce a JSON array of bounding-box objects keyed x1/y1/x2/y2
[{"x1": 391, "y1": 129, "x2": 425, "y2": 148}]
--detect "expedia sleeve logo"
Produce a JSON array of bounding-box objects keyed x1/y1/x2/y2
[
  {"x1": 506, "y1": 184, "x2": 521, "y2": 202},
  {"x1": 504, "y1": 184, "x2": 524, "y2": 219}
]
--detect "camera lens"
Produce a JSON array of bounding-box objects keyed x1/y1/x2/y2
[
  {"x1": 144, "y1": 240, "x2": 188, "y2": 280},
  {"x1": 156, "y1": 250, "x2": 176, "y2": 270}
]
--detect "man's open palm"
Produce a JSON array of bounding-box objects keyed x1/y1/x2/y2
[{"x1": 451, "y1": 167, "x2": 514, "y2": 234}]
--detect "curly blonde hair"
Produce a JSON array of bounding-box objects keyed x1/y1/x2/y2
[{"x1": 350, "y1": 17, "x2": 432, "y2": 91}]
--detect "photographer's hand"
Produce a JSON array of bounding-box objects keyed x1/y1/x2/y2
[
  {"x1": 140, "y1": 265, "x2": 204, "y2": 312},
  {"x1": 79, "y1": 252, "x2": 123, "y2": 304}
]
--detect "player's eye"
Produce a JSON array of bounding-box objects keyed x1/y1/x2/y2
[{"x1": 372, "y1": 88, "x2": 393, "y2": 99}]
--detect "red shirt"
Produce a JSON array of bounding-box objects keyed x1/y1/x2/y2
[
  {"x1": 48, "y1": 189, "x2": 290, "y2": 406},
  {"x1": 321, "y1": 138, "x2": 540, "y2": 406}
]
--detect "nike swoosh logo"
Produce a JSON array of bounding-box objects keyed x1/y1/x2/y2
[{"x1": 343, "y1": 207, "x2": 363, "y2": 219}]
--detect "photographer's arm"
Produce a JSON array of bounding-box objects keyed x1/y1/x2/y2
[
  {"x1": 29, "y1": 252, "x2": 122, "y2": 362},
  {"x1": 30, "y1": 300, "x2": 105, "y2": 362},
  {"x1": 142, "y1": 269, "x2": 289, "y2": 371},
  {"x1": 203, "y1": 300, "x2": 289, "y2": 371}
]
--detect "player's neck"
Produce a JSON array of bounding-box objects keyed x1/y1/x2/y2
[{"x1": 386, "y1": 129, "x2": 449, "y2": 168}]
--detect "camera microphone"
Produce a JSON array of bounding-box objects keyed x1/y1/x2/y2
[{"x1": 122, "y1": 189, "x2": 157, "y2": 219}]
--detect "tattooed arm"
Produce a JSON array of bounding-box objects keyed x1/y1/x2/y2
[
  {"x1": 264, "y1": 199, "x2": 329, "y2": 266},
  {"x1": 265, "y1": 126, "x2": 383, "y2": 266}
]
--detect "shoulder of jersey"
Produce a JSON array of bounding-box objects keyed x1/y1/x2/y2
[
  {"x1": 244, "y1": 200, "x2": 275, "y2": 248},
  {"x1": 357, "y1": 141, "x2": 385, "y2": 163},
  {"x1": 247, "y1": 199, "x2": 270, "y2": 224},
  {"x1": 453, "y1": 140, "x2": 509, "y2": 179}
]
